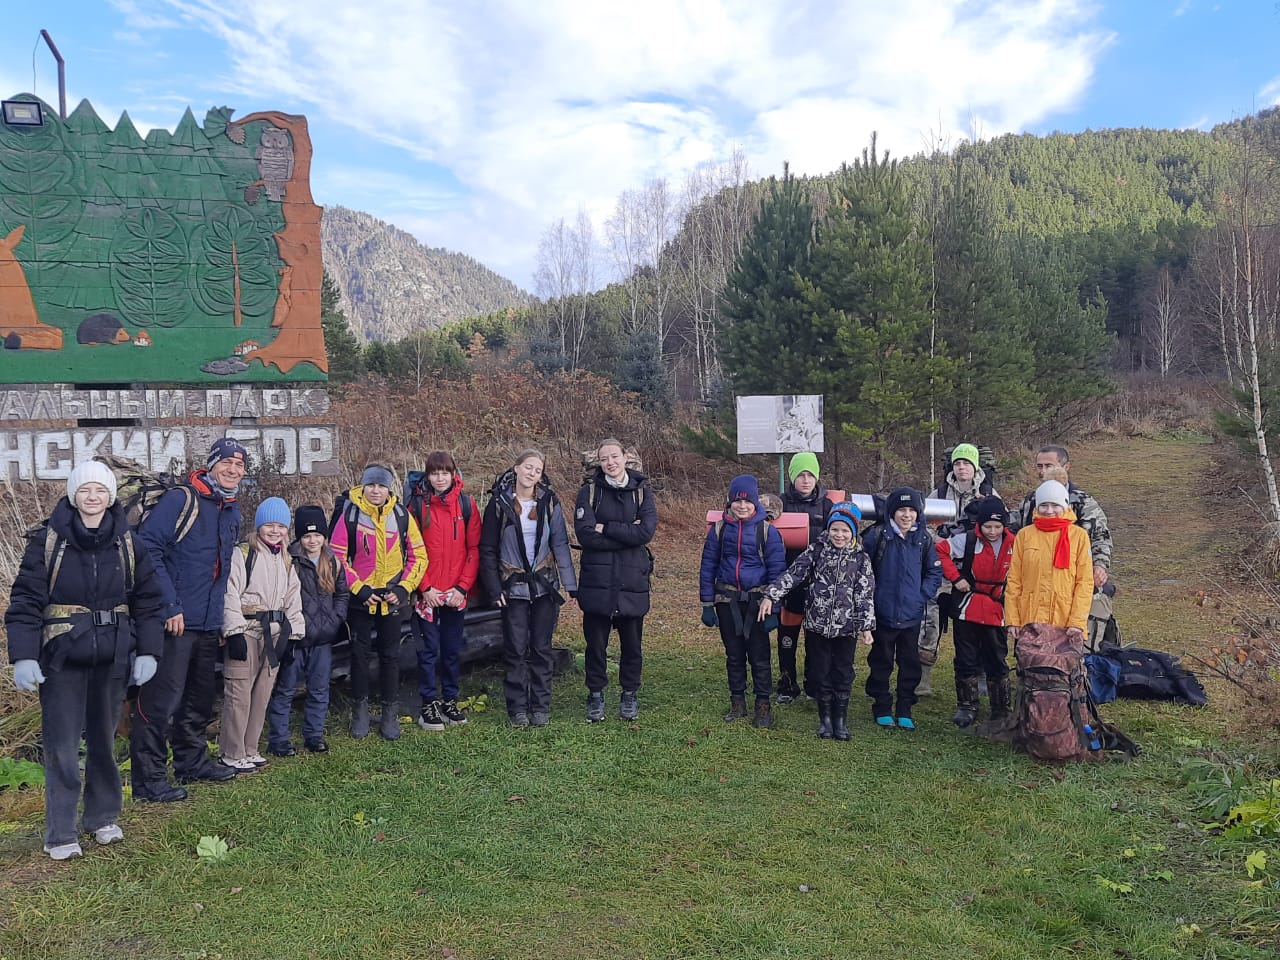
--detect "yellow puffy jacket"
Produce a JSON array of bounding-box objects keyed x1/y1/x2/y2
[
  {"x1": 1004, "y1": 510, "x2": 1093, "y2": 632},
  {"x1": 330, "y1": 486, "x2": 427, "y2": 615}
]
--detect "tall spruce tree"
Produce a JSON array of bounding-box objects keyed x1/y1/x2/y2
[
  {"x1": 929, "y1": 156, "x2": 1038, "y2": 438},
  {"x1": 720, "y1": 164, "x2": 819, "y2": 395},
  {"x1": 802, "y1": 138, "x2": 955, "y2": 487}
]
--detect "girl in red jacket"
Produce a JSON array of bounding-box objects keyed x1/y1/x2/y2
[
  {"x1": 936, "y1": 496, "x2": 1014, "y2": 727},
  {"x1": 406, "y1": 451, "x2": 481, "y2": 731}
]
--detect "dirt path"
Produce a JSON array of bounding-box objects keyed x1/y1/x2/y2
[{"x1": 1045, "y1": 435, "x2": 1231, "y2": 657}]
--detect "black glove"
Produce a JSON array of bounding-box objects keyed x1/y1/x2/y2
[
  {"x1": 387, "y1": 583, "x2": 410, "y2": 606},
  {"x1": 760, "y1": 613, "x2": 780, "y2": 633},
  {"x1": 701, "y1": 605, "x2": 718, "y2": 628},
  {"x1": 353, "y1": 584, "x2": 376, "y2": 605},
  {"x1": 225, "y1": 633, "x2": 248, "y2": 661}
]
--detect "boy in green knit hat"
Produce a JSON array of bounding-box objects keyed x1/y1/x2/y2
[{"x1": 777, "y1": 451, "x2": 833, "y2": 702}]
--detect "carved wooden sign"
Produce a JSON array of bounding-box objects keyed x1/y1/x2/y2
[{"x1": 0, "y1": 95, "x2": 327, "y2": 382}]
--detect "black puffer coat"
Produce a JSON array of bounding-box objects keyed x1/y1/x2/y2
[
  {"x1": 6, "y1": 499, "x2": 166, "y2": 668},
  {"x1": 573, "y1": 468, "x2": 658, "y2": 618},
  {"x1": 780, "y1": 483, "x2": 833, "y2": 613},
  {"x1": 288, "y1": 542, "x2": 350, "y2": 646}
]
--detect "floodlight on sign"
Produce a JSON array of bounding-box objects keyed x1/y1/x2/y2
[{"x1": 1, "y1": 101, "x2": 43, "y2": 126}]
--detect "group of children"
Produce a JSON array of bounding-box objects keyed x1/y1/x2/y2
[{"x1": 699, "y1": 449, "x2": 1026, "y2": 737}]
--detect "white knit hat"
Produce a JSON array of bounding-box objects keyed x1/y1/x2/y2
[
  {"x1": 66, "y1": 461, "x2": 117, "y2": 506},
  {"x1": 1034, "y1": 479, "x2": 1069, "y2": 509}
]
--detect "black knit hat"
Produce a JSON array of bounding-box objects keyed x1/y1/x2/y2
[
  {"x1": 886, "y1": 486, "x2": 924, "y2": 517},
  {"x1": 294, "y1": 504, "x2": 328, "y2": 537},
  {"x1": 973, "y1": 495, "x2": 1008, "y2": 527}
]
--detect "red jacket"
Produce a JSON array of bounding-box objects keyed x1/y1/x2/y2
[
  {"x1": 936, "y1": 529, "x2": 1014, "y2": 627},
  {"x1": 408, "y1": 476, "x2": 481, "y2": 601}
]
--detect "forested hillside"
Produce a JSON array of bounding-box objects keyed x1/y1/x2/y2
[{"x1": 320, "y1": 205, "x2": 531, "y2": 343}]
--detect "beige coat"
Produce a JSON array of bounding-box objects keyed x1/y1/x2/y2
[{"x1": 220, "y1": 543, "x2": 305, "y2": 761}]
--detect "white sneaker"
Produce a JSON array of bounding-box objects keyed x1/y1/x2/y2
[
  {"x1": 220, "y1": 756, "x2": 256, "y2": 772},
  {"x1": 93, "y1": 824, "x2": 124, "y2": 845},
  {"x1": 245, "y1": 753, "x2": 269, "y2": 767},
  {"x1": 44, "y1": 841, "x2": 83, "y2": 861}
]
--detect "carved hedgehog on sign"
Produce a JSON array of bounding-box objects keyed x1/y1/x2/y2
[{"x1": 77, "y1": 313, "x2": 130, "y2": 346}]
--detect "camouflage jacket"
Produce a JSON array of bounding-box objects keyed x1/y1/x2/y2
[{"x1": 1015, "y1": 482, "x2": 1112, "y2": 569}]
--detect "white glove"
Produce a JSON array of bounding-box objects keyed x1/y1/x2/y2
[
  {"x1": 130, "y1": 654, "x2": 158, "y2": 686},
  {"x1": 13, "y1": 659, "x2": 46, "y2": 692}
]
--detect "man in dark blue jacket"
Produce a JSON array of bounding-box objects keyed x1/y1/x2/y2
[
  {"x1": 129, "y1": 438, "x2": 246, "y2": 801},
  {"x1": 861, "y1": 487, "x2": 942, "y2": 730},
  {"x1": 699, "y1": 475, "x2": 786, "y2": 728}
]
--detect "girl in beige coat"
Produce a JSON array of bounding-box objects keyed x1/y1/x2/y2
[{"x1": 220, "y1": 498, "x2": 305, "y2": 771}]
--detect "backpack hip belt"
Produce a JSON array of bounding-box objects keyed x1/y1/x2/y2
[{"x1": 40, "y1": 603, "x2": 133, "y2": 676}]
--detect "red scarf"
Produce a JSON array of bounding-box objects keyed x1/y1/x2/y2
[{"x1": 1033, "y1": 516, "x2": 1073, "y2": 569}]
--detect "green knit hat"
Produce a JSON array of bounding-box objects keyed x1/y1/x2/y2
[
  {"x1": 951, "y1": 443, "x2": 980, "y2": 469},
  {"x1": 788, "y1": 451, "x2": 820, "y2": 484}
]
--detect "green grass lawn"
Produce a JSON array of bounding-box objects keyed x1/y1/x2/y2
[{"x1": 0, "y1": 644, "x2": 1276, "y2": 960}]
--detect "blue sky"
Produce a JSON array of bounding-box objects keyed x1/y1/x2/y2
[{"x1": 1, "y1": 1, "x2": 1276, "y2": 289}]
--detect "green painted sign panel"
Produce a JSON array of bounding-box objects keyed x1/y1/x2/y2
[{"x1": 0, "y1": 95, "x2": 328, "y2": 383}]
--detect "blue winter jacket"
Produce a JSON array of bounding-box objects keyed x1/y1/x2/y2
[
  {"x1": 137, "y1": 470, "x2": 241, "y2": 633},
  {"x1": 699, "y1": 476, "x2": 786, "y2": 603},
  {"x1": 861, "y1": 520, "x2": 943, "y2": 629}
]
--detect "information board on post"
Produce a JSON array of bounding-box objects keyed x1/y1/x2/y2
[{"x1": 735, "y1": 395, "x2": 824, "y2": 455}]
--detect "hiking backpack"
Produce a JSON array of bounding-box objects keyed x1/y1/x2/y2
[
  {"x1": 93, "y1": 454, "x2": 199, "y2": 543},
  {"x1": 328, "y1": 492, "x2": 411, "y2": 565},
  {"x1": 1097, "y1": 644, "x2": 1208, "y2": 706},
  {"x1": 1012, "y1": 624, "x2": 1095, "y2": 762},
  {"x1": 403, "y1": 471, "x2": 474, "y2": 530}
]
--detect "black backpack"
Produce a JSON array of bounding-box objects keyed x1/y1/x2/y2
[
  {"x1": 1098, "y1": 644, "x2": 1208, "y2": 706},
  {"x1": 403, "y1": 471, "x2": 474, "y2": 530}
]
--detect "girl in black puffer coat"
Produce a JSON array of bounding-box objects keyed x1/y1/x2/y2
[
  {"x1": 573, "y1": 439, "x2": 658, "y2": 723},
  {"x1": 6, "y1": 462, "x2": 166, "y2": 860}
]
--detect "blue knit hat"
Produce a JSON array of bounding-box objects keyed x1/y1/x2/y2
[
  {"x1": 255, "y1": 497, "x2": 291, "y2": 529},
  {"x1": 827, "y1": 501, "x2": 862, "y2": 535}
]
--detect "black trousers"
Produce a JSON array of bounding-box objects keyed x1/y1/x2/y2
[
  {"x1": 42, "y1": 662, "x2": 127, "y2": 847},
  {"x1": 502, "y1": 595, "x2": 560, "y2": 716},
  {"x1": 130, "y1": 629, "x2": 220, "y2": 789},
  {"x1": 805, "y1": 632, "x2": 858, "y2": 700},
  {"x1": 583, "y1": 612, "x2": 644, "y2": 693},
  {"x1": 347, "y1": 605, "x2": 405, "y2": 705},
  {"x1": 953, "y1": 620, "x2": 1009, "y2": 681},
  {"x1": 865, "y1": 624, "x2": 923, "y2": 719},
  {"x1": 715, "y1": 599, "x2": 772, "y2": 702}
]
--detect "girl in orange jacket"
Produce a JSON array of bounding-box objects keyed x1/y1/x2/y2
[{"x1": 1004, "y1": 479, "x2": 1093, "y2": 643}]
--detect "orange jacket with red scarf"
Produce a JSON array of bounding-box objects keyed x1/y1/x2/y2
[
  {"x1": 406, "y1": 475, "x2": 481, "y2": 601},
  {"x1": 1004, "y1": 509, "x2": 1093, "y2": 632},
  {"x1": 936, "y1": 528, "x2": 1015, "y2": 627}
]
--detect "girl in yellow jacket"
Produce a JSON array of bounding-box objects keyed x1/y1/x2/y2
[
  {"x1": 1004, "y1": 479, "x2": 1093, "y2": 644},
  {"x1": 330, "y1": 463, "x2": 427, "y2": 740},
  {"x1": 220, "y1": 498, "x2": 306, "y2": 771}
]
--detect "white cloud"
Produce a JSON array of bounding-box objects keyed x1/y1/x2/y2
[
  {"x1": 143, "y1": 0, "x2": 1111, "y2": 285},
  {"x1": 1260, "y1": 77, "x2": 1280, "y2": 108}
]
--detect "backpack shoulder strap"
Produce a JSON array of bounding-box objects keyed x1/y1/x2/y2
[
  {"x1": 240, "y1": 541, "x2": 255, "y2": 582},
  {"x1": 461, "y1": 493, "x2": 474, "y2": 527},
  {"x1": 173, "y1": 485, "x2": 198, "y2": 543},
  {"x1": 872, "y1": 527, "x2": 889, "y2": 572},
  {"x1": 119, "y1": 533, "x2": 136, "y2": 594},
  {"x1": 959, "y1": 530, "x2": 978, "y2": 584},
  {"x1": 393, "y1": 502, "x2": 410, "y2": 562},
  {"x1": 44, "y1": 527, "x2": 68, "y2": 595},
  {"x1": 756, "y1": 520, "x2": 767, "y2": 563},
  {"x1": 344, "y1": 501, "x2": 359, "y2": 562}
]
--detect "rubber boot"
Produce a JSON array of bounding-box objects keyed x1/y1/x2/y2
[
  {"x1": 952, "y1": 676, "x2": 981, "y2": 728},
  {"x1": 832, "y1": 697, "x2": 851, "y2": 741},
  {"x1": 816, "y1": 699, "x2": 834, "y2": 739},
  {"x1": 379, "y1": 702, "x2": 401, "y2": 741},
  {"x1": 988, "y1": 673, "x2": 1012, "y2": 723},
  {"x1": 350, "y1": 698, "x2": 371, "y2": 739},
  {"x1": 916, "y1": 663, "x2": 934, "y2": 697}
]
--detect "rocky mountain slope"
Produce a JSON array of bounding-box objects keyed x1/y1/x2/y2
[{"x1": 320, "y1": 205, "x2": 531, "y2": 342}]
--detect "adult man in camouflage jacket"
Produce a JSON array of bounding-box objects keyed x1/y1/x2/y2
[{"x1": 1013, "y1": 445, "x2": 1115, "y2": 648}]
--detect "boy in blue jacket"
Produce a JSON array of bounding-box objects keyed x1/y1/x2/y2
[
  {"x1": 861, "y1": 487, "x2": 942, "y2": 729},
  {"x1": 699, "y1": 475, "x2": 786, "y2": 728}
]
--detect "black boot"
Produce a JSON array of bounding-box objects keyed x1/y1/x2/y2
[
  {"x1": 379, "y1": 702, "x2": 401, "y2": 741},
  {"x1": 832, "y1": 697, "x2": 851, "y2": 741},
  {"x1": 350, "y1": 698, "x2": 370, "y2": 739},
  {"x1": 816, "y1": 699, "x2": 834, "y2": 739},
  {"x1": 988, "y1": 673, "x2": 1012, "y2": 723},
  {"x1": 952, "y1": 676, "x2": 981, "y2": 728}
]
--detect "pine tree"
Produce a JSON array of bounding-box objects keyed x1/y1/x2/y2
[
  {"x1": 802, "y1": 138, "x2": 955, "y2": 487},
  {"x1": 320, "y1": 271, "x2": 364, "y2": 382},
  {"x1": 720, "y1": 164, "x2": 820, "y2": 395}
]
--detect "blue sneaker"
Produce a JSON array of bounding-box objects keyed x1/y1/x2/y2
[
  {"x1": 897, "y1": 717, "x2": 916, "y2": 731},
  {"x1": 875, "y1": 715, "x2": 896, "y2": 728}
]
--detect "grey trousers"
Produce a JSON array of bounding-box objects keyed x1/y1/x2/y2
[{"x1": 41, "y1": 662, "x2": 127, "y2": 847}]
